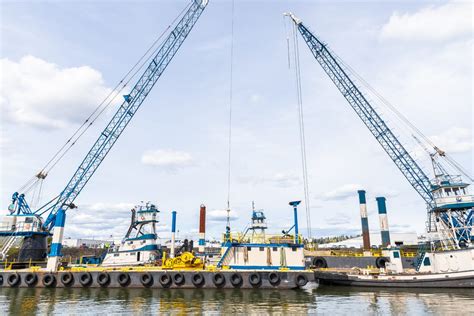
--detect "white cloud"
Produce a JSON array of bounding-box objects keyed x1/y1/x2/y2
[
  {"x1": 141, "y1": 149, "x2": 193, "y2": 169},
  {"x1": 0, "y1": 55, "x2": 111, "y2": 129},
  {"x1": 0, "y1": 56, "x2": 110, "y2": 128},
  {"x1": 207, "y1": 209, "x2": 239, "y2": 222},
  {"x1": 380, "y1": 1, "x2": 472, "y2": 41},
  {"x1": 320, "y1": 184, "x2": 362, "y2": 201},
  {"x1": 64, "y1": 202, "x2": 170, "y2": 239}
]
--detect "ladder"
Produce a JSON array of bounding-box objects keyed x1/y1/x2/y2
[{"x1": 1, "y1": 234, "x2": 19, "y2": 260}]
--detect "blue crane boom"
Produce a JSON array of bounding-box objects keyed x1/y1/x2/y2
[
  {"x1": 285, "y1": 14, "x2": 434, "y2": 208},
  {"x1": 28, "y1": 0, "x2": 209, "y2": 270}
]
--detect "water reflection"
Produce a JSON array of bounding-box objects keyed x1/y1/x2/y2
[{"x1": 1, "y1": 286, "x2": 473, "y2": 315}]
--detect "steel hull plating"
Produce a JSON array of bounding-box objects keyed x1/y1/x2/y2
[{"x1": 315, "y1": 270, "x2": 474, "y2": 288}]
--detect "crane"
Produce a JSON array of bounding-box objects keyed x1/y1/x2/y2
[
  {"x1": 1, "y1": 0, "x2": 208, "y2": 271},
  {"x1": 284, "y1": 13, "x2": 473, "y2": 249}
]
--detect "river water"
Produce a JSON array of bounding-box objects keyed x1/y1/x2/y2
[{"x1": 1, "y1": 286, "x2": 473, "y2": 315}]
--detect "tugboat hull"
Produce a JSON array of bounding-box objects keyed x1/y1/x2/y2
[{"x1": 315, "y1": 270, "x2": 474, "y2": 288}]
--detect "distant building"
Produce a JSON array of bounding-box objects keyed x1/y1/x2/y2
[
  {"x1": 320, "y1": 232, "x2": 419, "y2": 248},
  {"x1": 62, "y1": 238, "x2": 109, "y2": 248}
]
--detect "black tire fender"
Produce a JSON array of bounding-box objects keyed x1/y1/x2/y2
[
  {"x1": 25, "y1": 273, "x2": 38, "y2": 287},
  {"x1": 312, "y1": 257, "x2": 328, "y2": 269},
  {"x1": 42, "y1": 274, "x2": 56, "y2": 288},
  {"x1": 61, "y1": 272, "x2": 74, "y2": 287},
  {"x1": 7, "y1": 274, "x2": 21, "y2": 287},
  {"x1": 248, "y1": 272, "x2": 261, "y2": 288},
  {"x1": 295, "y1": 274, "x2": 308, "y2": 287},
  {"x1": 212, "y1": 273, "x2": 226, "y2": 288},
  {"x1": 159, "y1": 274, "x2": 172, "y2": 288},
  {"x1": 140, "y1": 273, "x2": 153, "y2": 287},
  {"x1": 230, "y1": 273, "x2": 242, "y2": 288},
  {"x1": 97, "y1": 272, "x2": 110, "y2": 287},
  {"x1": 117, "y1": 273, "x2": 130, "y2": 287},
  {"x1": 268, "y1": 272, "x2": 280, "y2": 286},
  {"x1": 79, "y1": 272, "x2": 93, "y2": 287},
  {"x1": 173, "y1": 273, "x2": 185, "y2": 286},
  {"x1": 191, "y1": 273, "x2": 205, "y2": 288},
  {"x1": 376, "y1": 257, "x2": 388, "y2": 268}
]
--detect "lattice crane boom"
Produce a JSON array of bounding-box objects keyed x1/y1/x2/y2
[
  {"x1": 37, "y1": 0, "x2": 209, "y2": 270},
  {"x1": 285, "y1": 13, "x2": 434, "y2": 208}
]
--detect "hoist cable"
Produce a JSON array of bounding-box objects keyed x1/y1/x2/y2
[
  {"x1": 226, "y1": 0, "x2": 235, "y2": 225},
  {"x1": 332, "y1": 51, "x2": 472, "y2": 181},
  {"x1": 17, "y1": 2, "x2": 192, "y2": 194},
  {"x1": 291, "y1": 21, "x2": 312, "y2": 239}
]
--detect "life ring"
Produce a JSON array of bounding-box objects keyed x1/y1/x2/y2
[
  {"x1": 191, "y1": 273, "x2": 205, "y2": 288},
  {"x1": 97, "y1": 273, "x2": 110, "y2": 287},
  {"x1": 140, "y1": 216, "x2": 145, "y2": 221},
  {"x1": 159, "y1": 274, "x2": 172, "y2": 288},
  {"x1": 7, "y1": 274, "x2": 21, "y2": 287},
  {"x1": 248, "y1": 272, "x2": 261, "y2": 288},
  {"x1": 79, "y1": 272, "x2": 93, "y2": 287},
  {"x1": 268, "y1": 272, "x2": 280, "y2": 286},
  {"x1": 173, "y1": 273, "x2": 185, "y2": 286},
  {"x1": 375, "y1": 257, "x2": 388, "y2": 268},
  {"x1": 295, "y1": 274, "x2": 308, "y2": 287},
  {"x1": 42, "y1": 274, "x2": 56, "y2": 288},
  {"x1": 25, "y1": 273, "x2": 38, "y2": 287},
  {"x1": 140, "y1": 273, "x2": 153, "y2": 287},
  {"x1": 312, "y1": 257, "x2": 328, "y2": 269},
  {"x1": 118, "y1": 273, "x2": 131, "y2": 287},
  {"x1": 230, "y1": 273, "x2": 242, "y2": 288},
  {"x1": 61, "y1": 272, "x2": 74, "y2": 287}
]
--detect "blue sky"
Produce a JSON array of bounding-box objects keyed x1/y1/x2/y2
[{"x1": 1, "y1": 0, "x2": 472, "y2": 241}]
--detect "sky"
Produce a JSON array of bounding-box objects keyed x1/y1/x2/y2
[{"x1": 0, "y1": 0, "x2": 472, "y2": 242}]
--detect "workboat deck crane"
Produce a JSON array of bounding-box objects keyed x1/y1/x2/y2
[
  {"x1": 285, "y1": 13, "x2": 473, "y2": 250},
  {"x1": 1, "y1": 0, "x2": 209, "y2": 271}
]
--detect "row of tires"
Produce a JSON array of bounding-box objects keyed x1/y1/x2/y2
[
  {"x1": 311, "y1": 256, "x2": 388, "y2": 269},
  {"x1": 0, "y1": 272, "x2": 309, "y2": 289}
]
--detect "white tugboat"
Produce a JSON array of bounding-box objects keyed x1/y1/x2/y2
[
  {"x1": 101, "y1": 202, "x2": 161, "y2": 266},
  {"x1": 217, "y1": 201, "x2": 306, "y2": 271},
  {"x1": 316, "y1": 162, "x2": 474, "y2": 288}
]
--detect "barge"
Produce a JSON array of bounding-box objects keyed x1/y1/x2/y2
[{"x1": 0, "y1": 201, "x2": 316, "y2": 289}]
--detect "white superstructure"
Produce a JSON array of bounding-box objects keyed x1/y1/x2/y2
[{"x1": 101, "y1": 202, "x2": 161, "y2": 266}]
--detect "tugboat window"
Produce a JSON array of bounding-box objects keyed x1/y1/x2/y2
[
  {"x1": 423, "y1": 257, "x2": 431, "y2": 266},
  {"x1": 453, "y1": 188, "x2": 460, "y2": 195},
  {"x1": 393, "y1": 251, "x2": 400, "y2": 258},
  {"x1": 273, "y1": 247, "x2": 278, "y2": 252},
  {"x1": 259, "y1": 247, "x2": 264, "y2": 251}
]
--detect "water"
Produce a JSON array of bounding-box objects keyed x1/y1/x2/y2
[{"x1": 1, "y1": 286, "x2": 474, "y2": 315}]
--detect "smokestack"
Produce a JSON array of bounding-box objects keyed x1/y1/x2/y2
[
  {"x1": 376, "y1": 197, "x2": 391, "y2": 247},
  {"x1": 357, "y1": 190, "x2": 371, "y2": 250},
  {"x1": 198, "y1": 204, "x2": 206, "y2": 252},
  {"x1": 289, "y1": 201, "x2": 301, "y2": 244},
  {"x1": 170, "y1": 211, "x2": 177, "y2": 258}
]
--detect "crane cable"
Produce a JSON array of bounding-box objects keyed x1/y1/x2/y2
[
  {"x1": 290, "y1": 19, "x2": 312, "y2": 239},
  {"x1": 332, "y1": 51, "x2": 472, "y2": 181},
  {"x1": 16, "y1": 2, "x2": 192, "y2": 196},
  {"x1": 226, "y1": 0, "x2": 235, "y2": 229}
]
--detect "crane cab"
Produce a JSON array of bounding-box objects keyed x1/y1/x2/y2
[{"x1": 431, "y1": 180, "x2": 474, "y2": 211}]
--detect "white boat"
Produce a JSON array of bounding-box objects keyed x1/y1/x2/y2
[
  {"x1": 217, "y1": 202, "x2": 306, "y2": 270},
  {"x1": 101, "y1": 202, "x2": 161, "y2": 267}
]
